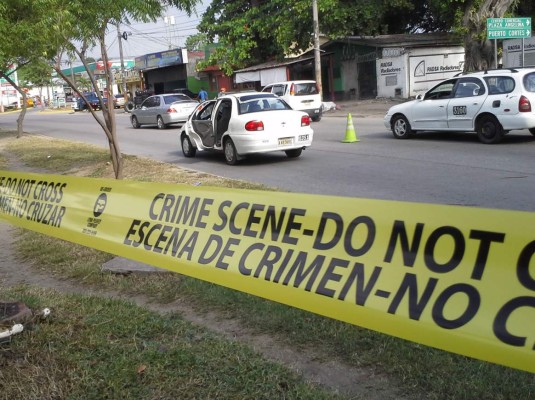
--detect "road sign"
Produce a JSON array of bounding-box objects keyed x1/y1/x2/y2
[{"x1": 487, "y1": 17, "x2": 532, "y2": 39}]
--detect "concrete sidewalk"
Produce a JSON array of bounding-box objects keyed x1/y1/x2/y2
[{"x1": 323, "y1": 97, "x2": 405, "y2": 118}]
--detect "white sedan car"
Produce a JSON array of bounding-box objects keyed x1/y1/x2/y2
[
  {"x1": 130, "y1": 94, "x2": 198, "y2": 129},
  {"x1": 180, "y1": 93, "x2": 313, "y2": 165},
  {"x1": 384, "y1": 68, "x2": 535, "y2": 144}
]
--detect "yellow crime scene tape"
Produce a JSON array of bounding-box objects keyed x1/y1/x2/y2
[{"x1": 0, "y1": 169, "x2": 534, "y2": 373}]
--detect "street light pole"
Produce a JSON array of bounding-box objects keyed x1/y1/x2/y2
[
  {"x1": 312, "y1": 0, "x2": 322, "y2": 98},
  {"x1": 116, "y1": 23, "x2": 129, "y2": 104}
]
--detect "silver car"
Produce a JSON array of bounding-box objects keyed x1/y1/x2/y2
[{"x1": 130, "y1": 94, "x2": 199, "y2": 129}]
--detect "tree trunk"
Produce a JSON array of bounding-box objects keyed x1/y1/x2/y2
[
  {"x1": 462, "y1": 0, "x2": 517, "y2": 72},
  {"x1": 0, "y1": 72, "x2": 27, "y2": 138}
]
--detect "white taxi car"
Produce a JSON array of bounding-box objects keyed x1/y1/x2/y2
[
  {"x1": 261, "y1": 80, "x2": 323, "y2": 121},
  {"x1": 384, "y1": 68, "x2": 535, "y2": 143},
  {"x1": 180, "y1": 92, "x2": 313, "y2": 165}
]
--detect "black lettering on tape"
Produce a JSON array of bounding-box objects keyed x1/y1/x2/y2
[
  {"x1": 215, "y1": 237, "x2": 240, "y2": 270},
  {"x1": 239, "y1": 243, "x2": 264, "y2": 276},
  {"x1": 230, "y1": 202, "x2": 249, "y2": 234},
  {"x1": 273, "y1": 249, "x2": 296, "y2": 283},
  {"x1": 388, "y1": 273, "x2": 438, "y2": 320},
  {"x1": 260, "y1": 206, "x2": 287, "y2": 241},
  {"x1": 283, "y1": 208, "x2": 306, "y2": 245},
  {"x1": 244, "y1": 203, "x2": 265, "y2": 238},
  {"x1": 344, "y1": 216, "x2": 375, "y2": 257},
  {"x1": 254, "y1": 245, "x2": 283, "y2": 279},
  {"x1": 432, "y1": 283, "x2": 480, "y2": 329},
  {"x1": 469, "y1": 230, "x2": 505, "y2": 280},
  {"x1": 313, "y1": 212, "x2": 343, "y2": 250},
  {"x1": 424, "y1": 226, "x2": 465, "y2": 273},
  {"x1": 153, "y1": 225, "x2": 174, "y2": 253},
  {"x1": 517, "y1": 241, "x2": 535, "y2": 291},
  {"x1": 164, "y1": 228, "x2": 193, "y2": 256},
  {"x1": 199, "y1": 234, "x2": 224, "y2": 265},
  {"x1": 283, "y1": 253, "x2": 325, "y2": 291},
  {"x1": 493, "y1": 296, "x2": 535, "y2": 348},
  {"x1": 384, "y1": 221, "x2": 424, "y2": 267},
  {"x1": 213, "y1": 200, "x2": 232, "y2": 231},
  {"x1": 338, "y1": 263, "x2": 382, "y2": 305},
  {"x1": 149, "y1": 193, "x2": 213, "y2": 228},
  {"x1": 316, "y1": 258, "x2": 350, "y2": 298}
]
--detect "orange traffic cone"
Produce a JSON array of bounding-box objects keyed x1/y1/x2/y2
[{"x1": 342, "y1": 113, "x2": 359, "y2": 143}]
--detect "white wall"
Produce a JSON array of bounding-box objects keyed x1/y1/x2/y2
[
  {"x1": 502, "y1": 37, "x2": 535, "y2": 67},
  {"x1": 377, "y1": 46, "x2": 465, "y2": 98}
]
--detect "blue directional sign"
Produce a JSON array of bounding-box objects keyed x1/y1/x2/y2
[{"x1": 487, "y1": 17, "x2": 532, "y2": 39}]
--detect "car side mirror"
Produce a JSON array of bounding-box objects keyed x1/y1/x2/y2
[{"x1": 416, "y1": 94, "x2": 423, "y2": 100}]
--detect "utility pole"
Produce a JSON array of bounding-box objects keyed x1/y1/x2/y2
[
  {"x1": 116, "y1": 22, "x2": 129, "y2": 104},
  {"x1": 312, "y1": 0, "x2": 322, "y2": 98}
]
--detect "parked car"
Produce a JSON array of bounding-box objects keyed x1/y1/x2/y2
[
  {"x1": 75, "y1": 92, "x2": 109, "y2": 111},
  {"x1": 114, "y1": 94, "x2": 125, "y2": 108},
  {"x1": 180, "y1": 92, "x2": 314, "y2": 165},
  {"x1": 130, "y1": 94, "x2": 198, "y2": 129},
  {"x1": 261, "y1": 80, "x2": 323, "y2": 121},
  {"x1": 384, "y1": 68, "x2": 535, "y2": 144}
]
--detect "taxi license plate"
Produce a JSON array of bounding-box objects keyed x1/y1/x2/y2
[
  {"x1": 278, "y1": 137, "x2": 293, "y2": 146},
  {"x1": 299, "y1": 134, "x2": 309, "y2": 141}
]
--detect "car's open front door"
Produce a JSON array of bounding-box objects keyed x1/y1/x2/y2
[{"x1": 190, "y1": 101, "x2": 216, "y2": 147}]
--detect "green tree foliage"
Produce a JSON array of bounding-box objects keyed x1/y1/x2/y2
[
  {"x1": 15, "y1": 0, "x2": 198, "y2": 178},
  {"x1": 0, "y1": 0, "x2": 59, "y2": 135},
  {"x1": 198, "y1": 0, "x2": 532, "y2": 74}
]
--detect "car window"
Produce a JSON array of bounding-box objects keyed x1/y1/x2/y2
[
  {"x1": 272, "y1": 85, "x2": 285, "y2": 96},
  {"x1": 293, "y1": 82, "x2": 318, "y2": 96},
  {"x1": 261, "y1": 85, "x2": 272, "y2": 93},
  {"x1": 454, "y1": 78, "x2": 485, "y2": 98},
  {"x1": 522, "y1": 73, "x2": 535, "y2": 92},
  {"x1": 163, "y1": 94, "x2": 190, "y2": 104},
  {"x1": 484, "y1": 76, "x2": 515, "y2": 94},
  {"x1": 197, "y1": 102, "x2": 215, "y2": 120},
  {"x1": 141, "y1": 97, "x2": 153, "y2": 108},
  {"x1": 239, "y1": 97, "x2": 291, "y2": 114},
  {"x1": 424, "y1": 80, "x2": 456, "y2": 100}
]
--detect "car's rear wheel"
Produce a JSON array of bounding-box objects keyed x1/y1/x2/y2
[
  {"x1": 285, "y1": 148, "x2": 302, "y2": 158},
  {"x1": 391, "y1": 115, "x2": 412, "y2": 139},
  {"x1": 477, "y1": 115, "x2": 503, "y2": 144},
  {"x1": 529, "y1": 128, "x2": 535, "y2": 135},
  {"x1": 224, "y1": 138, "x2": 238, "y2": 165},
  {"x1": 157, "y1": 116, "x2": 167, "y2": 129},
  {"x1": 181, "y1": 135, "x2": 197, "y2": 158},
  {"x1": 131, "y1": 116, "x2": 140, "y2": 129}
]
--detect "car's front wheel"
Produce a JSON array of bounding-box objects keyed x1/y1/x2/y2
[
  {"x1": 224, "y1": 138, "x2": 238, "y2": 165},
  {"x1": 285, "y1": 148, "x2": 302, "y2": 158},
  {"x1": 131, "y1": 116, "x2": 140, "y2": 129},
  {"x1": 477, "y1": 115, "x2": 503, "y2": 144},
  {"x1": 157, "y1": 116, "x2": 167, "y2": 129},
  {"x1": 181, "y1": 135, "x2": 197, "y2": 158},
  {"x1": 391, "y1": 115, "x2": 412, "y2": 139},
  {"x1": 529, "y1": 127, "x2": 535, "y2": 136}
]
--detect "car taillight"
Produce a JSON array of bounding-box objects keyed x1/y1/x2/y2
[
  {"x1": 166, "y1": 108, "x2": 176, "y2": 113},
  {"x1": 519, "y1": 95, "x2": 531, "y2": 112},
  {"x1": 245, "y1": 120, "x2": 264, "y2": 131},
  {"x1": 290, "y1": 83, "x2": 295, "y2": 96},
  {"x1": 301, "y1": 115, "x2": 311, "y2": 126}
]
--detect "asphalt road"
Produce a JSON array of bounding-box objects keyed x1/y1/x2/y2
[{"x1": 1, "y1": 108, "x2": 534, "y2": 212}]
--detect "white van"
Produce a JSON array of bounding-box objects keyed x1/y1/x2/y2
[{"x1": 261, "y1": 80, "x2": 323, "y2": 121}]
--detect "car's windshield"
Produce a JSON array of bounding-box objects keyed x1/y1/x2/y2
[
  {"x1": 239, "y1": 97, "x2": 291, "y2": 114},
  {"x1": 163, "y1": 95, "x2": 191, "y2": 104}
]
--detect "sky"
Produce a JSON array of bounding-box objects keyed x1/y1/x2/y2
[{"x1": 92, "y1": 1, "x2": 211, "y2": 61}]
